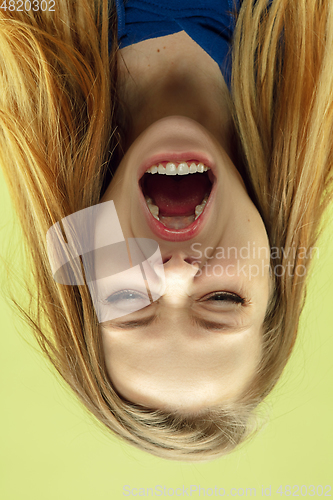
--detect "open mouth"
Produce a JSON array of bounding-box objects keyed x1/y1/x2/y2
[{"x1": 139, "y1": 161, "x2": 215, "y2": 230}]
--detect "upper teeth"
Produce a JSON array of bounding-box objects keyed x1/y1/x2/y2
[
  {"x1": 146, "y1": 162, "x2": 210, "y2": 175},
  {"x1": 145, "y1": 194, "x2": 209, "y2": 222}
]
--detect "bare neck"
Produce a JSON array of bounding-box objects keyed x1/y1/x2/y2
[{"x1": 116, "y1": 31, "x2": 234, "y2": 158}]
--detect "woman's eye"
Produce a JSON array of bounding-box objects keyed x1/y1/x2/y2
[
  {"x1": 202, "y1": 292, "x2": 245, "y2": 305},
  {"x1": 104, "y1": 290, "x2": 150, "y2": 311}
]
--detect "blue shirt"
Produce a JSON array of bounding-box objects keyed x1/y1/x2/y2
[{"x1": 109, "y1": 0, "x2": 241, "y2": 91}]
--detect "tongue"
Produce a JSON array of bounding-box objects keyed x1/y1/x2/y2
[{"x1": 144, "y1": 173, "x2": 210, "y2": 216}]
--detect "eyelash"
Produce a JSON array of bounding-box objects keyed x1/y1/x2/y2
[
  {"x1": 104, "y1": 290, "x2": 147, "y2": 304},
  {"x1": 202, "y1": 291, "x2": 246, "y2": 305},
  {"x1": 104, "y1": 290, "x2": 247, "y2": 305}
]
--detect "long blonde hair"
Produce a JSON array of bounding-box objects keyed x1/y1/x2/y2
[{"x1": 0, "y1": 0, "x2": 332, "y2": 461}]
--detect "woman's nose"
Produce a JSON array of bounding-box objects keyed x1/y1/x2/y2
[
  {"x1": 163, "y1": 251, "x2": 199, "y2": 271},
  {"x1": 162, "y1": 251, "x2": 197, "y2": 266},
  {"x1": 161, "y1": 253, "x2": 199, "y2": 305}
]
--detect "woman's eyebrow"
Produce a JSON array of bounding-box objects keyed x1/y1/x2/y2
[
  {"x1": 191, "y1": 315, "x2": 249, "y2": 332},
  {"x1": 108, "y1": 314, "x2": 158, "y2": 330},
  {"x1": 108, "y1": 315, "x2": 250, "y2": 332}
]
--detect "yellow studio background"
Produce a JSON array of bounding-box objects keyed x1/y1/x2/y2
[{"x1": 0, "y1": 164, "x2": 332, "y2": 500}]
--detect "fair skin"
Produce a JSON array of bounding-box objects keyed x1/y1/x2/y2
[{"x1": 97, "y1": 31, "x2": 272, "y2": 413}]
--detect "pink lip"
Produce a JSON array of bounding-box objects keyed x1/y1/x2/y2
[{"x1": 138, "y1": 152, "x2": 217, "y2": 242}]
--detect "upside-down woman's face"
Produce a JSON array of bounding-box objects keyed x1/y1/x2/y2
[{"x1": 99, "y1": 115, "x2": 272, "y2": 413}]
